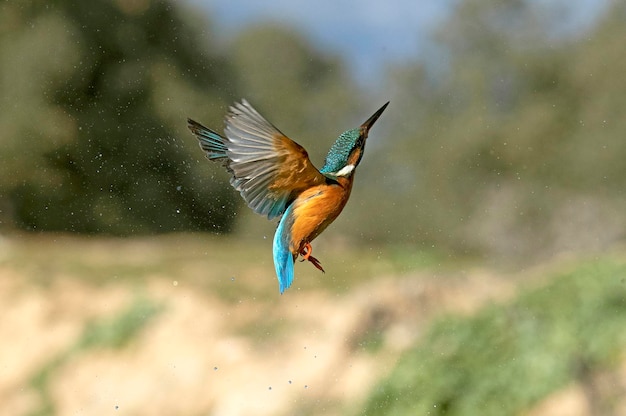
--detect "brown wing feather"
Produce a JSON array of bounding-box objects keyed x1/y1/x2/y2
[
  {"x1": 223, "y1": 100, "x2": 326, "y2": 219},
  {"x1": 271, "y1": 136, "x2": 326, "y2": 193}
]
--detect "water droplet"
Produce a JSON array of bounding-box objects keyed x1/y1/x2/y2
[{"x1": 172, "y1": 281, "x2": 178, "y2": 287}]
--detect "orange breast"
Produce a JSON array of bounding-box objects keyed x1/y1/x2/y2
[{"x1": 288, "y1": 176, "x2": 354, "y2": 255}]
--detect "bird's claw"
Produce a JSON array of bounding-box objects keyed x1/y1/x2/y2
[
  {"x1": 299, "y1": 243, "x2": 325, "y2": 273},
  {"x1": 307, "y1": 255, "x2": 325, "y2": 273}
]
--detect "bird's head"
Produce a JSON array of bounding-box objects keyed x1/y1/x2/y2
[{"x1": 321, "y1": 101, "x2": 389, "y2": 178}]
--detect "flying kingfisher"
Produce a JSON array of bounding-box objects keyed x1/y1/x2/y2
[{"x1": 187, "y1": 99, "x2": 389, "y2": 293}]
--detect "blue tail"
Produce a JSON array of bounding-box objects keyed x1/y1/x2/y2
[{"x1": 273, "y1": 205, "x2": 296, "y2": 294}]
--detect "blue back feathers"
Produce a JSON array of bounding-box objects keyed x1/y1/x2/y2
[{"x1": 320, "y1": 128, "x2": 360, "y2": 174}]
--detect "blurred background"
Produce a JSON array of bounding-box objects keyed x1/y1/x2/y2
[{"x1": 1, "y1": 0, "x2": 625, "y2": 415}]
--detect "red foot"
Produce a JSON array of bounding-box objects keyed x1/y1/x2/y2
[{"x1": 299, "y1": 243, "x2": 325, "y2": 273}]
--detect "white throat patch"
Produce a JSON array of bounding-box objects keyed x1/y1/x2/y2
[{"x1": 334, "y1": 164, "x2": 355, "y2": 177}]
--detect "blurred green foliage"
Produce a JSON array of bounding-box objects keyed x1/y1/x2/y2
[
  {"x1": 1, "y1": 0, "x2": 625, "y2": 260},
  {"x1": 0, "y1": 0, "x2": 357, "y2": 234},
  {"x1": 363, "y1": 259, "x2": 626, "y2": 415},
  {"x1": 358, "y1": 0, "x2": 626, "y2": 258},
  {"x1": 0, "y1": 0, "x2": 236, "y2": 233}
]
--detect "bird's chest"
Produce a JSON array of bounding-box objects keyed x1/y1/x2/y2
[{"x1": 288, "y1": 180, "x2": 353, "y2": 249}]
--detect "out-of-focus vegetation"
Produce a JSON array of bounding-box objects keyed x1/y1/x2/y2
[
  {"x1": 2, "y1": 235, "x2": 626, "y2": 415},
  {"x1": 363, "y1": 258, "x2": 626, "y2": 415},
  {"x1": 0, "y1": 0, "x2": 356, "y2": 235},
  {"x1": 1, "y1": 0, "x2": 624, "y2": 261},
  {"x1": 364, "y1": 0, "x2": 626, "y2": 260},
  {"x1": 3, "y1": 2, "x2": 626, "y2": 415},
  {"x1": 0, "y1": 0, "x2": 233, "y2": 233}
]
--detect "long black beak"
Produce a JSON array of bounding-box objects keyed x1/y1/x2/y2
[{"x1": 361, "y1": 101, "x2": 390, "y2": 132}]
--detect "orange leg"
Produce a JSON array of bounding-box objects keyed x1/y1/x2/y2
[{"x1": 299, "y1": 243, "x2": 325, "y2": 273}]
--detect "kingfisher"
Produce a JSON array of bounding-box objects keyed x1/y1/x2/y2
[{"x1": 187, "y1": 99, "x2": 389, "y2": 293}]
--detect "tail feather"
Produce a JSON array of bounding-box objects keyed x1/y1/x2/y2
[{"x1": 273, "y1": 206, "x2": 296, "y2": 293}]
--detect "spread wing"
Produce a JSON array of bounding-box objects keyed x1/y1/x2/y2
[{"x1": 189, "y1": 100, "x2": 326, "y2": 219}]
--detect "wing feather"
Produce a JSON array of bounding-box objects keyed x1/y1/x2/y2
[
  {"x1": 222, "y1": 100, "x2": 326, "y2": 219},
  {"x1": 187, "y1": 119, "x2": 228, "y2": 164},
  {"x1": 189, "y1": 100, "x2": 326, "y2": 219}
]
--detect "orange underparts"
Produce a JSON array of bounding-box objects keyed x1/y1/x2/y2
[{"x1": 299, "y1": 242, "x2": 325, "y2": 273}]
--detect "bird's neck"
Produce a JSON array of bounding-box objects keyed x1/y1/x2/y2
[{"x1": 335, "y1": 174, "x2": 355, "y2": 193}]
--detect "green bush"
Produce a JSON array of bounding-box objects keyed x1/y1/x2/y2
[{"x1": 364, "y1": 259, "x2": 626, "y2": 415}]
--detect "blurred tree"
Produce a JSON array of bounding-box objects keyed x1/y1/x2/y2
[
  {"x1": 0, "y1": 0, "x2": 236, "y2": 234},
  {"x1": 359, "y1": 0, "x2": 626, "y2": 259},
  {"x1": 0, "y1": 1, "x2": 361, "y2": 236},
  {"x1": 2, "y1": 0, "x2": 623, "y2": 260}
]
